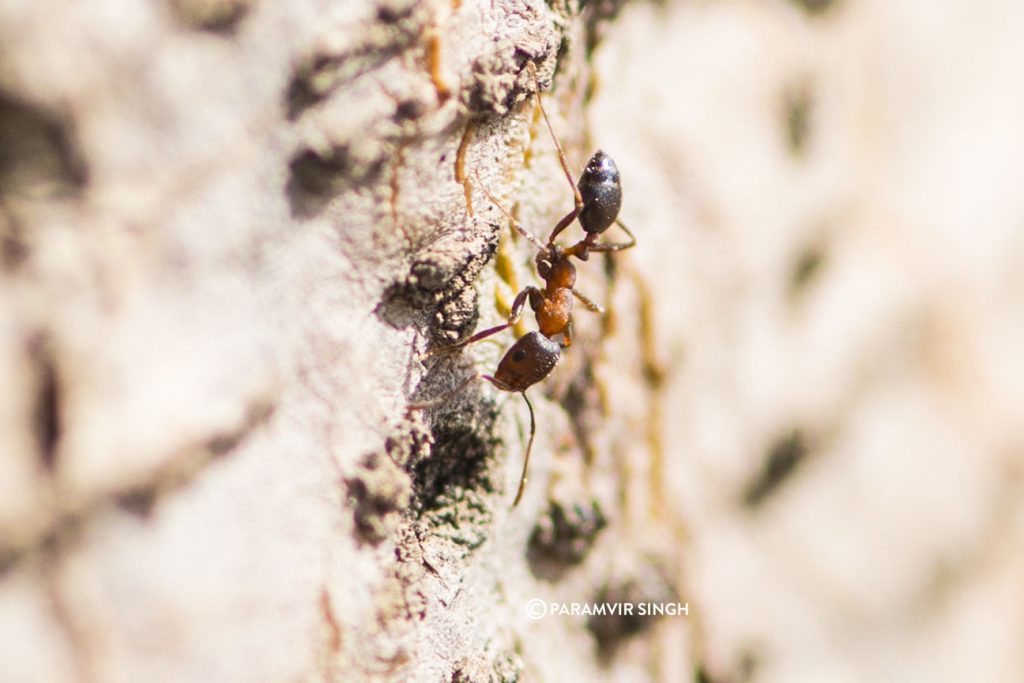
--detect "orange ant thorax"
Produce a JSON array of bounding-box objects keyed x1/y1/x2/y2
[
  {"x1": 535, "y1": 289, "x2": 573, "y2": 340},
  {"x1": 544, "y1": 256, "x2": 576, "y2": 293},
  {"x1": 532, "y1": 253, "x2": 576, "y2": 339}
]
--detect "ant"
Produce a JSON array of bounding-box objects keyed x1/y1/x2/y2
[{"x1": 413, "y1": 64, "x2": 635, "y2": 506}]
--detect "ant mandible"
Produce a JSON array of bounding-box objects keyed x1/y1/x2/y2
[{"x1": 415, "y1": 63, "x2": 636, "y2": 506}]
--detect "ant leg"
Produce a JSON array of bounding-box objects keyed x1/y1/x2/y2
[
  {"x1": 571, "y1": 287, "x2": 605, "y2": 314},
  {"x1": 547, "y1": 206, "x2": 581, "y2": 247},
  {"x1": 527, "y1": 63, "x2": 583, "y2": 217},
  {"x1": 407, "y1": 372, "x2": 480, "y2": 410},
  {"x1": 430, "y1": 286, "x2": 540, "y2": 356},
  {"x1": 560, "y1": 321, "x2": 573, "y2": 348},
  {"x1": 474, "y1": 169, "x2": 547, "y2": 251},
  {"x1": 587, "y1": 219, "x2": 637, "y2": 253},
  {"x1": 410, "y1": 352, "x2": 519, "y2": 410},
  {"x1": 527, "y1": 63, "x2": 584, "y2": 246}
]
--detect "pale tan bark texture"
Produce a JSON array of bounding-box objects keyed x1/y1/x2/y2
[{"x1": 3, "y1": 0, "x2": 1024, "y2": 682}]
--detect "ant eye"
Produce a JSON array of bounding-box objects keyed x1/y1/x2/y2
[{"x1": 512, "y1": 348, "x2": 527, "y2": 363}]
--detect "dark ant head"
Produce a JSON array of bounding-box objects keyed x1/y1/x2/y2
[
  {"x1": 494, "y1": 331, "x2": 561, "y2": 392},
  {"x1": 577, "y1": 150, "x2": 622, "y2": 235}
]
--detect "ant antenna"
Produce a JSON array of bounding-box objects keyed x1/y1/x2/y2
[
  {"x1": 409, "y1": 369, "x2": 538, "y2": 508},
  {"x1": 512, "y1": 391, "x2": 536, "y2": 506}
]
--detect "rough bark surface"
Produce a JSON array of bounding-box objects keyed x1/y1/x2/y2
[
  {"x1": 3, "y1": 0, "x2": 1024, "y2": 682},
  {"x1": 0, "y1": 1, "x2": 652, "y2": 681}
]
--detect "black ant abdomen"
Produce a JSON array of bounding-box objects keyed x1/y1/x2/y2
[{"x1": 577, "y1": 150, "x2": 622, "y2": 235}]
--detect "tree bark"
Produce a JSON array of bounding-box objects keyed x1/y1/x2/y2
[
  {"x1": 6, "y1": 1, "x2": 1024, "y2": 682},
  {"x1": 0, "y1": 1, "x2": 664, "y2": 682}
]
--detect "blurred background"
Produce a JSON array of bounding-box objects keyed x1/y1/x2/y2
[{"x1": 590, "y1": 1, "x2": 1024, "y2": 680}]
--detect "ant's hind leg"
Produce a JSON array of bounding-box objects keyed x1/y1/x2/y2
[
  {"x1": 526, "y1": 63, "x2": 583, "y2": 215},
  {"x1": 587, "y1": 219, "x2": 637, "y2": 253},
  {"x1": 547, "y1": 205, "x2": 581, "y2": 247},
  {"x1": 526, "y1": 63, "x2": 585, "y2": 246},
  {"x1": 474, "y1": 170, "x2": 547, "y2": 252}
]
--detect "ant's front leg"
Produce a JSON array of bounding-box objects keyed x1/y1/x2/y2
[{"x1": 431, "y1": 285, "x2": 542, "y2": 355}]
